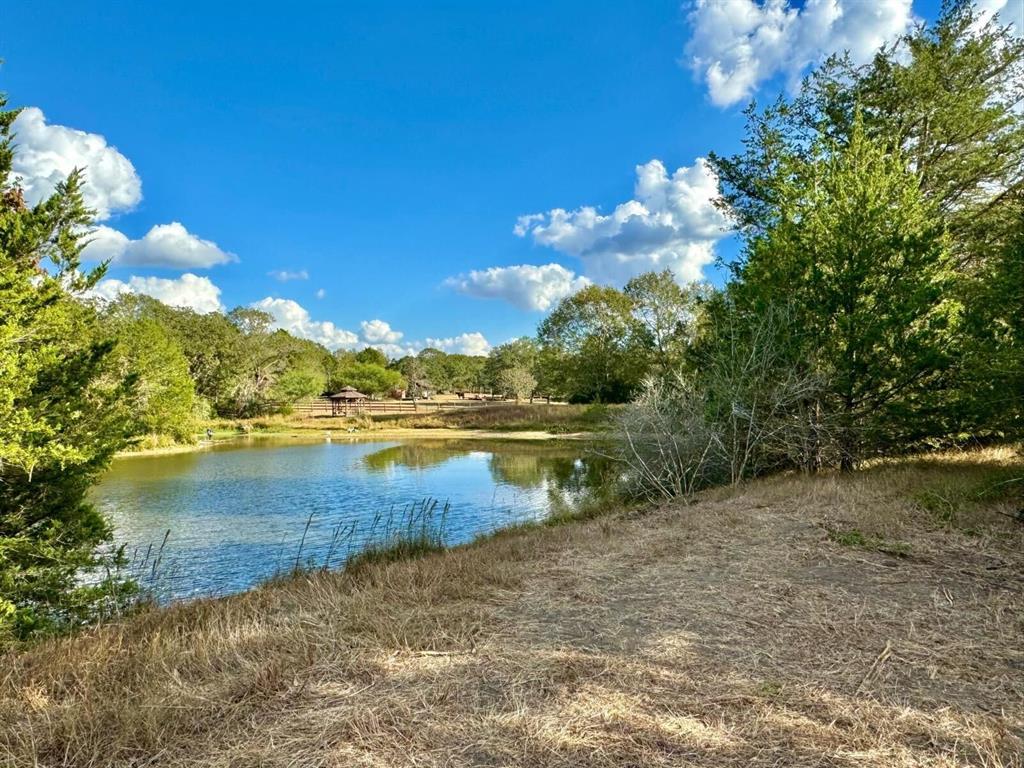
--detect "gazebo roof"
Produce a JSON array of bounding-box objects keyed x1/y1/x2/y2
[{"x1": 329, "y1": 386, "x2": 368, "y2": 400}]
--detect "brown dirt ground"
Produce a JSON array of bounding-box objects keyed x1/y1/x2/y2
[{"x1": 2, "y1": 450, "x2": 1022, "y2": 767}]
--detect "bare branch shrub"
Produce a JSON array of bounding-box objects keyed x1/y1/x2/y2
[{"x1": 616, "y1": 304, "x2": 833, "y2": 501}]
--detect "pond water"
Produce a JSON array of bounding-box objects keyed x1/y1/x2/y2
[{"x1": 92, "y1": 437, "x2": 609, "y2": 601}]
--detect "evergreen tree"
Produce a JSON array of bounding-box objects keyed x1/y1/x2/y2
[
  {"x1": 956, "y1": 195, "x2": 1024, "y2": 437},
  {"x1": 711, "y1": 1, "x2": 1024, "y2": 254},
  {"x1": 0, "y1": 97, "x2": 138, "y2": 639},
  {"x1": 736, "y1": 117, "x2": 957, "y2": 467}
]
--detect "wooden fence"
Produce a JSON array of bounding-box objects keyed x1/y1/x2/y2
[{"x1": 284, "y1": 397, "x2": 500, "y2": 418}]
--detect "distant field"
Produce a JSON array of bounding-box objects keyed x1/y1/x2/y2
[{"x1": 372, "y1": 402, "x2": 618, "y2": 433}]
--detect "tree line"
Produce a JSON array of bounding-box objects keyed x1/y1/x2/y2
[
  {"x1": 87, "y1": 272, "x2": 712, "y2": 447},
  {"x1": 83, "y1": 294, "x2": 562, "y2": 442}
]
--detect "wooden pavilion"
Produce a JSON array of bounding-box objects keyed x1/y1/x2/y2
[{"x1": 328, "y1": 386, "x2": 369, "y2": 415}]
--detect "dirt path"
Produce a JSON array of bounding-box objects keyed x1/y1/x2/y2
[{"x1": 3, "y1": 454, "x2": 1022, "y2": 766}]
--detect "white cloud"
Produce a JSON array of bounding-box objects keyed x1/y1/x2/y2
[
  {"x1": 315, "y1": 288, "x2": 326, "y2": 299},
  {"x1": 252, "y1": 298, "x2": 490, "y2": 357},
  {"x1": 10, "y1": 109, "x2": 238, "y2": 271},
  {"x1": 11, "y1": 107, "x2": 142, "y2": 220},
  {"x1": 425, "y1": 332, "x2": 491, "y2": 357},
  {"x1": 360, "y1": 320, "x2": 489, "y2": 358},
  {"x1": 360, "y1": 319, "x2": 404, "y2": 344},
  {"x1": 89, "y1": 273, "x2": 223, "y2": 314},
  {"x1": 83, "y1": 222, "x2": 236, "y2": 268},
  {"x1": 82, "y1": 225, "x2": 132, "y2": 262},
  {"x1": 268, "y1": 269, "x2": 309, "y2": 282},
  {"x1": 445, "y1": 263, "x2": 591, "y2": 311},
  {"x1": 252, "y1": 297, "x2": 360, "y2": 350},
  {"x1": 974, "y1": 0, "x2": 1023, "y2": 34},
  {"x1": 685, "y1": 0, "x2": 914, "y2": 108},
  {"x1": 515, "y1": 158, "x2": 728, "y2": 284}
]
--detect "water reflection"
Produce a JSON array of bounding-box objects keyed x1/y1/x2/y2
[
  {"x1": 363, "y1": 439, "x2": 612, "y2": 492},
  {"x1": 93, "y1": 437, "x2": 607, "y2": 602}
]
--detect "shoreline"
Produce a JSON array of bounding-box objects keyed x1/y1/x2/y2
[{"x1": 115, "y1": 427, "x2": 596, "y2": 458}]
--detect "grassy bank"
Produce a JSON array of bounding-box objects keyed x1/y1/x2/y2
[
  {"x1": 115, "y1": 403, "x2": 613, "y2": 457},
  {"x1": 224, "y1": 402, "x2": 616, "y2": 435},
  {"x1": 3, "y1": 448, "x2": 1022, "y2": 766},
  {"x1": 371, "y1": 402, "x2": 616, "y2": 433}
]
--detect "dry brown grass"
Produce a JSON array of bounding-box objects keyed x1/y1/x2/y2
[
  {"x1": 201, "y1": 404, "x2": 614, "y2": 442},
  {"x1": 2, "y1": 448, "x2": 1022, "y2": 766},
  {"x1": 373, "y1": 403, "x2": 616, "y2": 433}
]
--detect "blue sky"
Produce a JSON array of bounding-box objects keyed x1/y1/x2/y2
[{"x1": 2, "y1": 0, "x2": 1002, "y2": 356}]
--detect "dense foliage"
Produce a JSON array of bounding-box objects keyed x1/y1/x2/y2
[
  {"x1": 619, "y1": 1, "x2": 1024, "y2": 497},
  {"x1": 536, "y1": 273, "x2": 706, "y2": 403},
  {"x1": 0, "y1": 99, "x2": 139, "y2": 640}
]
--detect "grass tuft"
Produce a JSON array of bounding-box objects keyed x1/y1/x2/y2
[
  {"x1": 827, "y1": 526, "x2": 912, "y2": 557},
  {"x1": 911, "y1": 462, "x2": 1023, "y2": 527},
  {"x1": 343, "y1": 498, "x2": 450, "y2": 573}
]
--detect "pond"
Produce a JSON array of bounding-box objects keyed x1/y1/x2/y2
[{"x1": 92, "y1": 437, "x2": 611, "y2": 601}]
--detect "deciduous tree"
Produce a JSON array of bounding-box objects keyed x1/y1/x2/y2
[
  {"x1": 497, "y1": 365, "x2": 537, "y2": 403},
  {"x1": 538, "y1": 285, "x2": 649, "y2": 403}
]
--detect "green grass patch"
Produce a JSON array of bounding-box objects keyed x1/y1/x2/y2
[
  {"x1": 911, "y1": 464, "x2": 1023, "y2": 528},
  {"x1": 828, "y1": 527, "x2": 911, "y2": 557},
  {"x1": 343, "y1": 534, "x2": 447, "y2": 572},
  {"x1": 341, "y1": 498, "x2": 450, "y2": 575}
]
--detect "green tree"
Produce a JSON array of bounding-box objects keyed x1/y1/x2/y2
[
  {"x1": 109, "y1": 314, "x2": 197, "y2": 443},
  {"x1": 115, "y1": 296, "x2": 248, "y2": 416},
  {"x1": 162, "y1": 306, "x2": 246, "y2": 415},
  {"x1": 1, "y1": 98, "x2": 138, "y2": 639},
  {"x1": 809, "y1": 2, "x2": 1024, "y2": 258},
  {"x1": 445, "y1": 354, "x2": 487, "y2": 393},
  {"x1": 956, "y1": 197, "x2": 1024, "y2": 436},
  {"x1": 417, "y1": 348, "x2": 451, "y2": 392},
  {"x1": 705, "y1": 1, "x2": 1024, "y2": 451},
  {"x1": 354, "y1": 347, "x2": 388, "y2": 367},
  {"x1": 735, "y1": 117, "x2": 957, "y2": 467},
  {"x1": 225, "y1": 310, "x2": 292, "y2": 416},
  {"x1": 497, "y1": 365, "x2": 537, "y2": 403},
  {"x1": 336, "y1": 362, "x2": 404, "y2": 397},
  {"x1": 485, "y1": 337, "x2": 539, "y2": 392},
  {"x1": 710, "y1": 2, "x2": 1024, "y2": 253},
  {"x1": 624, "y1": 271, "x2": 709, "y2": 374},
  {"x1": 393, "y1": 355, "x2": 430, "y2": 399},
  {"x1": 538, "y1": 285, "x2": 650, "y2": 403},
  {"x1": 270, "y1": 337, "x2": 330, "y2": 404}
]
